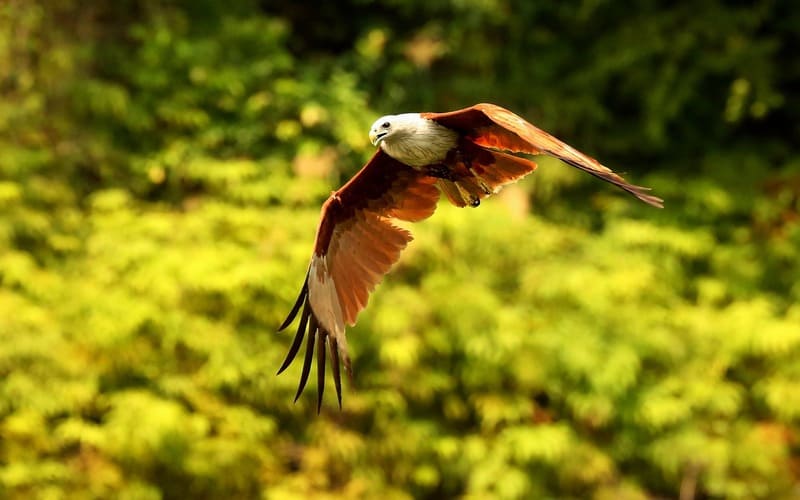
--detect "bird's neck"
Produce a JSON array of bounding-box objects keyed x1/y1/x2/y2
[{"x1": 380, "y1": 115, "x2": 459, "y2": 167}]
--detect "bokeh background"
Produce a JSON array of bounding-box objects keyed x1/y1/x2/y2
[{"x1": 1, "y1": 1, "x2": 799, "y2": 498}]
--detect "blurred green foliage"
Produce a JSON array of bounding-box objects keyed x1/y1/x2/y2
[{"x1": 1, "y1": 0, "x2": 799, "y2": 498}]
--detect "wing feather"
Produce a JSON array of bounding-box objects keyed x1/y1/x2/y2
[
  {"x1": 278, "y1": 149, "x2": 440, "y2": 408},
  {"x1": 424, "y1": 103, "x2": 663, "y2": 207},
  {"x1": 329, "y1": 337, "x2": 342, "y2": 409}
]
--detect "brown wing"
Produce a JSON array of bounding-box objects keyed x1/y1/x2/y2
[
  {"x1": 422, "y1": 103, "x2": 663, "y2": 208},
  {"x1": 277, "y1": 149, "x2": 440, "y2": 411}
]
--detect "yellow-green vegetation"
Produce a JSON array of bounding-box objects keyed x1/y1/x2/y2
[{"x1": 1, "y1": 1, "x2": 798, "y2": 499}]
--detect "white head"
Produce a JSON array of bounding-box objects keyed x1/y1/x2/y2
[
  {"x1": 368, "y1": 113, "x2": 424, "y2": 147},
  {"x1": 367, "y1": 112, "x2": 458, "y2": 166}
]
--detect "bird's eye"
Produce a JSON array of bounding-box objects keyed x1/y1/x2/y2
[{"x1": 381, "y1": 121, "x2": 390, "y2": 129}]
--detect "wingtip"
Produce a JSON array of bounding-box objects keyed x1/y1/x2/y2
[
  {"x1": 330, "y1": 337, "x2": 343, "y2": 410},
  {"x1": 635, "y1": 190, "x2": 664, "y2": 209},
  {"x1": 278, "y1": 275, "x2": 309, "y2": 332},
  {"x1": 292, "y1": 315, "x2": 317, "y2": 403},
  {"x1": 279, "y1": 297, "x2": 347, "y2": 412},
  {"x1": 277, "y1": 301, "x2": 312, "y2": 375}
]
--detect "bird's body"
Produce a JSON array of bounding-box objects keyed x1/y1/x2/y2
[{"x1": 277, "y1": 103, "x2": 662, "y2": 411}]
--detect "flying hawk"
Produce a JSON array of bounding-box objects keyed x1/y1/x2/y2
[{"x1": 277, "y1": 103, "x2": 662, "y2": 411}]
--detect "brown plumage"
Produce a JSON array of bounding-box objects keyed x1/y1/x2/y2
[{"x1": 278, "y1": 103, "x2": 662, "y2": 411}]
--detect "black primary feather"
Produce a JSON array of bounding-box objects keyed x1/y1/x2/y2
[
  {"x1": 330, "y1": 337, "x2": 342, "y2": 409},
  {"x1": 278, "y1": 274, "x2": 308, "y2": 332},
  {"x1": 276, "y1": 300, "x2": 311, "y2": 375},
  {"x1": 293, "y1": 314, "x2": 317, "y2": 402},
  {"x1": 278, "y1": 272, "x2": 345, "y2": 411}
]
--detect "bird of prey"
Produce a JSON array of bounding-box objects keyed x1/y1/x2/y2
[{"x1": 277, "y1": 103, "x2": 662, "y2": 411}]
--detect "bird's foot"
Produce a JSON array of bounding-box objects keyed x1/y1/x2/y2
[{"x1": 425, "y1": 164, "x2": 456, "y2": 180}]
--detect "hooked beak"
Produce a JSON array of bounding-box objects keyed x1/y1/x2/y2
[{"x1": 369, "y1": 130, "x2": 387, "y2": 146}]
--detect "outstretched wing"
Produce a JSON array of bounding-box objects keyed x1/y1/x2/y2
[
  {"x1": 423, "y1": 103, "x2": 663, "y2": 208},
  {"x1": 278, "y1": 149, "x2": 440, "y2": 411}
]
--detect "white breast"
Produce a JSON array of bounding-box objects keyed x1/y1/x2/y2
[{"x1": 380, "y1": 114, "x2": 459, "y2": 167}]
